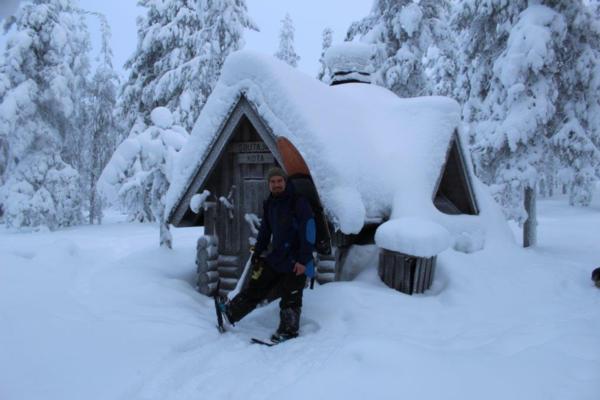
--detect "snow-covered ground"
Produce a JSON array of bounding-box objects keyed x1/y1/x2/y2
[{"x1": 1, "y1": 198, "x2": 599, "y2": 400}]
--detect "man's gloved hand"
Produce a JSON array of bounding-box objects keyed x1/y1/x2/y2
[{"x1": 250, "y1": 250, "x2": 259, "y2": 266}]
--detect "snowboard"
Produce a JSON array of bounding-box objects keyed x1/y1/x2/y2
[{"x1": 275, "y1": 137, "x2": 332, "y2": 256}]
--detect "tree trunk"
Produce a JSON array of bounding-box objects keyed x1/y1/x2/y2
[
  {"x1": 89, "y1": 177, "x2": 96, "y2": 225},
  {"x1": 523, "y1": 186, "x2": 537, "y2": 248},
  {"x1": 160, "y1": 220, "x2": 172, "y2": 249}
]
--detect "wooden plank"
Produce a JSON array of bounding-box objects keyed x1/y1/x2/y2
[
  {"x1": 421, "y1": 258, "x2": 428, "y2": 293},
  {"x1": 317, "y1": 259, "x2": 336, "y2": 273},
  {"x1": 220, "y1": 278, "x2": 238, "y2": 290},
  {"x1": 236, "y1": 153, "x2": 274, "y2": 164},
  {"x1": 219, "y1": 266, "x2": 241, "y2": 279},
  {"x1": 206, "y1": 260, "x2": 218, "y2": 271},
  {"x1": 198, "y1": 270, "x2": 219, "y2": 285},
  {"x1": 424, "y1": 257, "x2": 432, "y2": 289},
  {"x1": 392, "y1": 253, "x2": 402, "y2": 291},
  {"x1": 429, "y1": 257, "x2": 437, "y2": 288},
  {"x1": 393, "y1": 254, "x2": 401, "y2": 292},
  {"x1": 317, "y1": 272, "x2": 335, "y2": 283},
  {"x1": 405, "y1": 255, "x2": 414, "y2": 295},
  {"x1": 217, "y1": 255, "x2": 240, "y2": 266},
  {"x1": 229, "y1": 141, "x2": 270, "y2": 153},
  {"x1": 414, "y1": 258, "x2": 423, "y2": 294}
]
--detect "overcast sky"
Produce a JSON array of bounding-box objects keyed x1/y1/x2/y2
[{"x1": 76, "y1": 0, "x2": 373, "y2": 79}]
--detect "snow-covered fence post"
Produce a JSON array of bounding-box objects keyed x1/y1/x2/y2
[{"x1": 523, "y1": 186, "x2": 537, "y2": 248}]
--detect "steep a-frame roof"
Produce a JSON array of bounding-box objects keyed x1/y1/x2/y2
[{"x1": 166, "y1": 51, "x2": 475, "y2": 238}]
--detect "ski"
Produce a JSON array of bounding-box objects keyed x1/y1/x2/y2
[
  {"x1": 250, "y1": 338, "x2": 276, "y2": 347},
  {"x1": 250, "y1": 335, "x2": 296, "y2": 346},
  {"x1": 213, "y1": 280, "x2": 226, "y2": 334}
]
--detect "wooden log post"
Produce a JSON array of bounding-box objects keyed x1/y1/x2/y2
[
  {"x1": 316, "y1": 252, "x2": 336, "y2": 284},
  {"x1": 196, "y1": 235, "x2": 219, "y2": 295},
  {"x1": 523, "y1": 186, "x2": 537, "y2": 248}
]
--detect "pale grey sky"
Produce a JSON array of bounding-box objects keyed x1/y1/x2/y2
[{"x1": 78, "y1": 0, "x2": 373, "y2": 79}]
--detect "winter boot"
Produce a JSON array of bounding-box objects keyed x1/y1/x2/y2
[{"x1": 271, "y1": 307, "x2": 300, "y2": 343}]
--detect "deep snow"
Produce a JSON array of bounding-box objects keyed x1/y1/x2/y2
[{"x1": 1, "y1": 198, "x2": 599, "y2": 400}]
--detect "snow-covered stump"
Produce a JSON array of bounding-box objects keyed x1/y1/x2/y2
[
  {"x1": 378, "y1": 250, "x2": 436, "y2": 295},
  {"x1": 375, "y1": 218, "x2": 450, "y2": 295},
  {"x1": 196, "y1": 235, "x2": 219, "y2": 295}
]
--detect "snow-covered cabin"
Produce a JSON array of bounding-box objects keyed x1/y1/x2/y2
[{"x1": 165, "y1": 49, "x2": 508, "y2": 296}]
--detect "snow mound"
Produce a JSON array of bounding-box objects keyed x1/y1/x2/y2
[
  {"x1": 190, "y1": 190, "x2": 210, "y2": 214},
  {"x1": 324, "y1": 42, "x2": 375, "y2": 74},
  {"x1": 150, "y1": 107, "x2": 174, "y2": 129},
  {"x1": 398, "y1": 3, "x2": 423, "y2": 37},
  {"x1": 375, "y1": 217, "x2": 451, "y2": 257}
]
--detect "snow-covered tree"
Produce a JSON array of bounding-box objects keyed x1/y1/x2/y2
[
  {"x1": 452, "y1": 0, "x2": 529, "y2": 127},
  {"x1": 78, "y1": 11, "x2": 119, "y2": 224},
  {"x1": 0, "y1": 0, "x2": 91, "y2": 229},
  {"x1": 98, "y1": 107, "x2": 187, "y2": 247},
  {"x1": 456, "y1": 0, "x2": 600, "y2": 224},
  {"x1": 317, "y1": 27, "x2": 333, "y2": 82},
  {"x1": 468, "y1": 4, "x2": 560, "y2": 223},
  {"x1": 120, "y1": 0, "x2": 200, "y2": 134},
  {"x1": 119, "y1": 0, "x2": 258, "y2": 134},
  {"x1": 275, "y1": 13, "x2": 300, "y2": 67},
  {"x1": 549, "y1": 1, "x2": 600, "y2": 206},
  {"x1": 347, "y1": 0, "x2": 456, "y2": 97}
]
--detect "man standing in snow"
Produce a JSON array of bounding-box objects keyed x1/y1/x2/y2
[{"x1": 218, "y1": 167, "x2": 316, "y2": 342}]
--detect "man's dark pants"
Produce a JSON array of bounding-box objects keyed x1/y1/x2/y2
[{"x1": 227, "y1": 259, "x2": 306, "y2": 334}]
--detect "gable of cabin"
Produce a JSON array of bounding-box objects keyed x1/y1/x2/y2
[
  {"x1": 433, "y1": 131, "x2": 479, "y2": 216},
  {"x1": 168, "y1": 96, "x2": 281, "y2": 229}
]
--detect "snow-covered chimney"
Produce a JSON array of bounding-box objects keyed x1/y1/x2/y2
[{"x1": 324, "y1": 42, "x2": 375, "y2": 86}]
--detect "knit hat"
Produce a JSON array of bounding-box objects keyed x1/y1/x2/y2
[{"x1": 266, "y1": 166, "x2": 287, "y2": 181}]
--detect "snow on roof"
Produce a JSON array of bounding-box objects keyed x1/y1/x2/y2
[
  {"x1": 324, "y1": 42, "x2": 375, "y2": 74},
  {"x1": 166, "y1": 51, "x2": 466, "y2": 244}
]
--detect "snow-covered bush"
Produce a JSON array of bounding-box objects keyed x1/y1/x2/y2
[
  {"x1": 0, "y1": 152, "x2": 81, "y2": 229},
  {"x1": 98, "y1": 107, "x2": 188, "y2": 231}
]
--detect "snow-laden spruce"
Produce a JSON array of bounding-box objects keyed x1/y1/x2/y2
[
  {"x1": 454, "y1": 0, "x2": 600, "y2": 221},
  {"x1": 119, "y1": 0, "x2": 258, "y2": 135},
  {"x1": 347, "y1": 0, "x2": 457, "y2": 97},
  {"x1": 99, "y1": 107, "x2": 187, "y2": 246},
  {"x1": 0, "y1": 0, "x2": 91, "y2": 229},
  {"x1": 317, "y1": 27, "x2": 333, "y2": 83},
  {"x1": 274, "y1": 13, "x2": 300, "y2": 68},
  {"x1": 166, "y1": 51, "x2": 513, "y2": 255},
  {"x1": 77, "y1": 10, "x2": 119, "y2": 225}
]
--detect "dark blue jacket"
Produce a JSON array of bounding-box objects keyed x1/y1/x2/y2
[{"x1": 254, "y1": 183, "x2": 316, "y2": 276}]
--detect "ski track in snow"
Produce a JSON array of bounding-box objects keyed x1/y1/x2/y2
[{"x1": 1, "y1": 198, "x2": 600, "y2": 400}]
